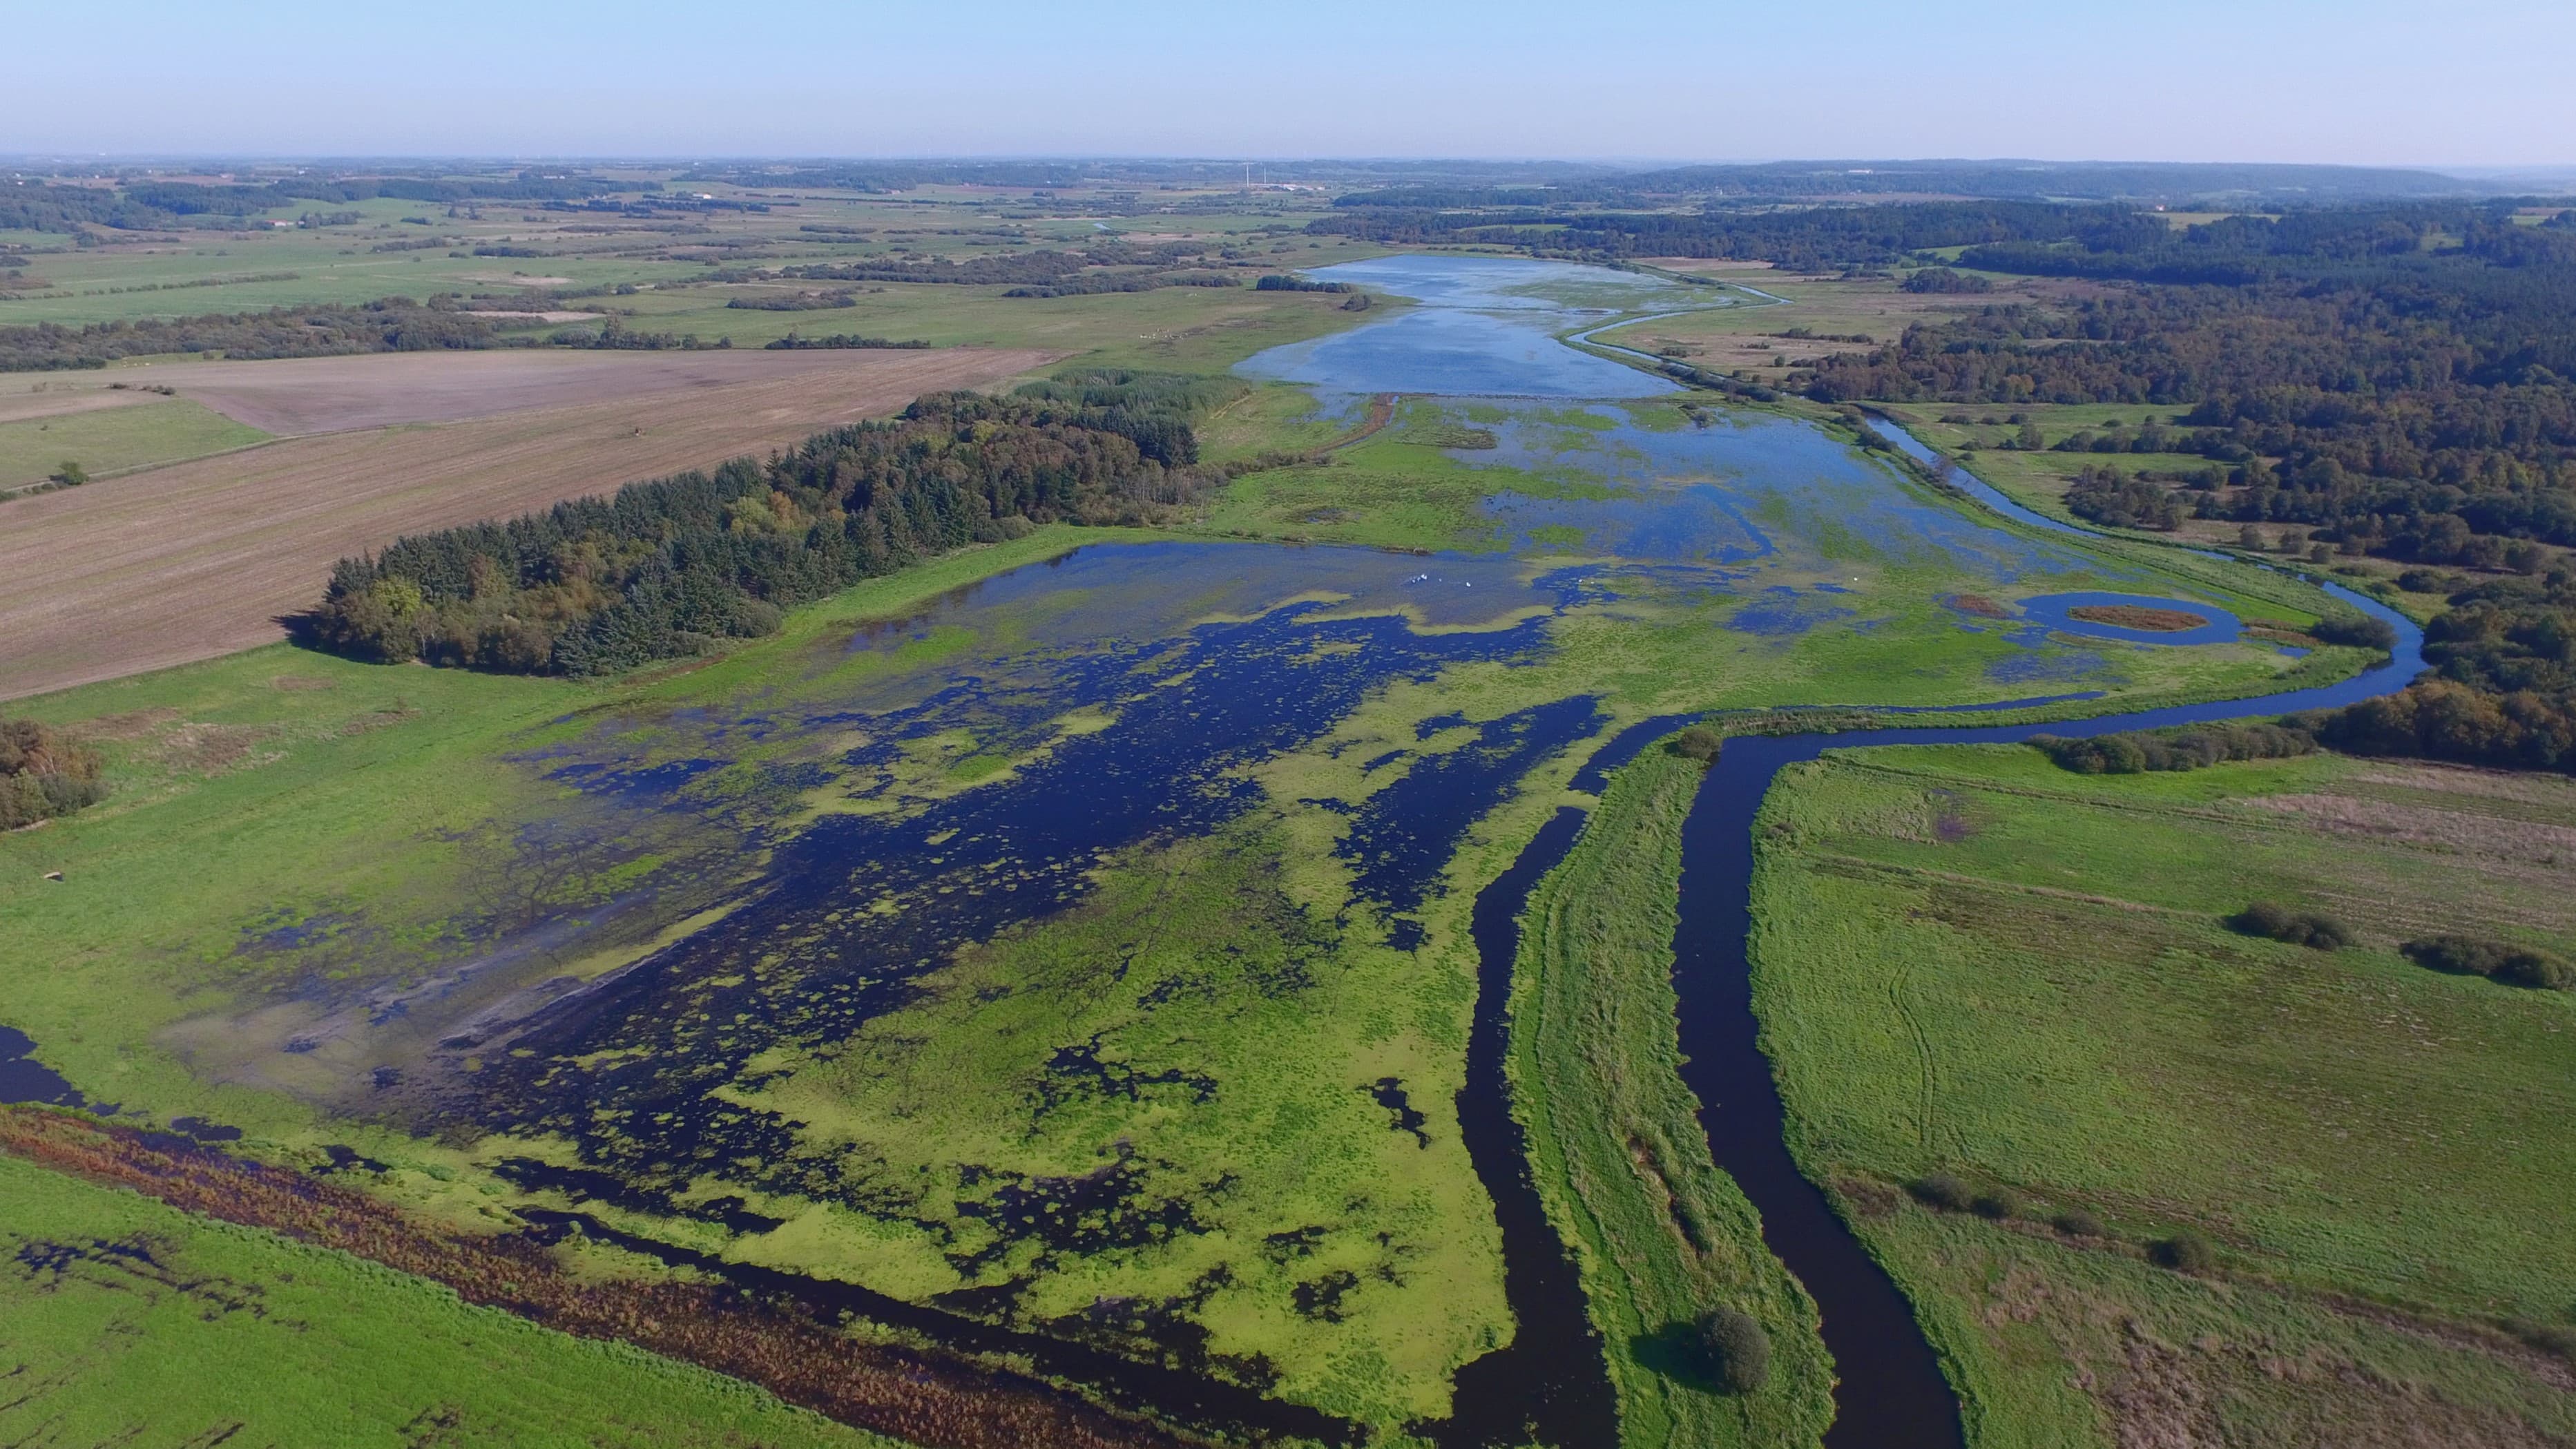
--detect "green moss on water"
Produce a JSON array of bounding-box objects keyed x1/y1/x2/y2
[{"x1": 0, "y1": 374, "x2": 2401, "y2": 1443}]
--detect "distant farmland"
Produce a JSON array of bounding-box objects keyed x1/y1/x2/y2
[{"x1": 0, "y1": 347, "x2": 1055, "y2": 699}]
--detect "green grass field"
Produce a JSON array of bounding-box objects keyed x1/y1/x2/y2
[
  {"x1": 1511, "y1": 742, "x2": 1833, "y2": 1447},
  {"x1": 0, "y1": 231, "x2": 2430, "y2": 1444},
  {"x1": 1750, "y1": 742, "x2": 2576, "y2": 1446},
  {"x1": 0, "y1": 394, "x2": 271, "y2": 487},
  {"x1": 0, "y1": 178, "x2": 1377, "y2": 334},
  {"x1": 0, "y1": 1153, "x2": 887, "y2": 1448}
]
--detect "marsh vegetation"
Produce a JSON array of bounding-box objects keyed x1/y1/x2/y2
[{"x1": 0, "y1": 233, "x2": 2457, "y2": 1448}]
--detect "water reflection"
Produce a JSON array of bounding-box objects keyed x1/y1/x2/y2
[{"x1": 1236, "y1": 255, "x2": 1695, "y2": 399}]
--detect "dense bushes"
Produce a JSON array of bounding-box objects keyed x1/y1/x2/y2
[
  {"x1": 1691, "y1": 1307, "x2": 1771, "y2": 1394},
  {"x1": 725, "y1": 293, "x2": 856, "y2": 311},
  {"x1": 0, "y1": 718, "x2": 105, "y2": 829},
  {"x1": 2316, "y1": 678, "x2": 2576, "y2": 774},
  {"x1": 2065, "y1": 464, "x2": 2183, "y2": 529},
  {"x1": 2032, "y1": 722, "x2": 2317, "y2": 775},
  {"x1": 1901, "y1": 267, "x2": 1992, "y2": 294},
  {"x1": 1253, "y1": 275, "x2": 1357, "y2": 293},
  {"x1": 762, "y1": 333, "x2": 933, "y2": 351},
  {"x1": 2300, "y1": 572, "x2": 2576, "y2": 773},
  {"x1": 308, "y1": 375, "x2": 1236, "y2": 676},
  {"x1": 1667, "y1": 724, "x2": 1724, "y2": 762},
  {"x1": 2309, "y1": 613, "x2": 2399, "y2": 650},
  {"x1": 2402, "y1": 935, "x2": 2575, "y2": 990},
  {"x1": 1908, "y1": 1173, "x2": 1972, "y2": 1211},
  {"x1": 2152, "y1": 1231, "x2": 2218, "y2": 1273},
  {"x1": 2229, "y1": 901, "x2": 2353, "y2": 950}
]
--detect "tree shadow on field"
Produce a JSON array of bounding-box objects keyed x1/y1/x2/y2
[{"x1": 1632, "y1": 1321, "x2": 1725, "y2": 1394}]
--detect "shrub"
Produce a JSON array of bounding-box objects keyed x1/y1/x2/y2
[
  {"x1": 0, "y1": 717, "x2": 106, "y2": 829},
  {"x1": 2034, "y1": 722, "x2": 2316, "y2": 776},
  {"x1": 50, "y1": 460, "x2": 88, "y2": 486},
  {"x1": 2229, "y1": 901, "x2": 2352, "y2": 949},
  {"x1": 1693, "y1": 1307, "x2": 1772, "y2": 1394},
  {"x1": 1903, "y1": 267, "x2": 1992, "y2": 294},
  {"x1": 1970, "y1": 1189, "x2": 2022, "y2": 1221},
  {"x1": 1910, "y1": 1172, "x2": 1972, "y2": 1211},
  {"x1": 2403, "y1": 935, "x2": 2575, "y2": 990},
  {"x1": 2055, "y1": 1207, "x2": 2105, "y2": 1238},
  {"x1": 1669, "y1": 724, "x2": 1724, "y2": 762},
  {"x1": 2497, "y1": 954, "x2": 2576, "y2": 990},
  {"x1": 2309, "y1": 613, "x2": 2399, "y2": 651},
  {"x1": 2152, "y1": 1231, "x2": 2218, "y2": 1272},
  {"x1": 2065, "y1": 464, "x2": 2182, "y2": 530}
]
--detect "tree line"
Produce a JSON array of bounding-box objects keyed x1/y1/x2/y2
[
  {"x1": 1797, "y1": 208, "x2": 2576, "y2": 574},
  {"x1": 0, "y1": 171, "x2": 653, "y2": 233},
  {"x1": 0, "y1": 299, "x2": 501, "y2": 371},
  {"x1": 2024, "y1": 565, "x2": 2576, "y2": 776},
  {"x1": 2316, "y1": 570, "x2": 2576, "y2": 771},
  {"x1": 305, "y1": 373, "x2": 1243, "y2": 677}
]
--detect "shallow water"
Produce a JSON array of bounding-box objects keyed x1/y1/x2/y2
[
  {"x1": 1464, "y1": 403, "x2": 2104, "y2": 586},
  {"x1": 40, "y1": 255, "x2": 2425, "y2": 1446},
  {"x1": 1236, "y1": 255, "x2": 1693, "y2": 399},
  {"x1": 1662, "y1": 436, "x2": 2425, "y2": 1449},
  {"x1": 2016, "y1": 590, "x2": 2244, "y2": 646}
]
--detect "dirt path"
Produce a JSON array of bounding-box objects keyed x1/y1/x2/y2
[{"x1": 0, "y1": 347, "x2": 1056, "y2": 700}]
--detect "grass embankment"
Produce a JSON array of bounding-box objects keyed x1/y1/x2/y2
[
  {"x1": 0, "y1": 1149, "x2": 891, "y2": 1449},
  {"x1": 1750, "y1": 743, "x2": 2576, "y2": 1446},
  {"x1": 1512, "y1": 743, "x2": 1834, "y2": 1447}
]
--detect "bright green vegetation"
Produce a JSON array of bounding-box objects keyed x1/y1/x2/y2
[
  {"x1": 719, "y1": 809, "x2": 1513, "y2": 1423},
  {"x1": 0, "y1": 230, "x2": 2410, "y2": 1443},
  {"x1": 0, "y1": 1153, "x2": 886, "y2": 1449},
  {"x1": 0, "y1": 443, "x2": 2343, "y2": 1436},
  {"x1": 1512, "y1": 744, "x2": 1833, "y2": 1447},
  {"x1": 0, "y1": 395, "x2": 269, "y2": 487},
  {"x1": 0, "y1": 528, "x2": 1131, "y2": 1146},
  {"x1": 1750, "y1": 742, "x2": 2576, "y2": 1446}
]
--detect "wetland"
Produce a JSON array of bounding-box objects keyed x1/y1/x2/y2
[{"x1": 3, "y1": 254, "x2": 2396, "y2": 1446}]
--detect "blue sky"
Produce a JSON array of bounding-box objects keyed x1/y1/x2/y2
[{"x1": 9, "y1": 0, "x2": 2570, "y2": 164}]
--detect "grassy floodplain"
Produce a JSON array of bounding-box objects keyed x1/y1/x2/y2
[
  {"x1": 1749, "y1": 742, "x2": 2576, "y2": 1446},
  {"x1": 1, "y1": 240, "x2": 2415, "y2": 1445},
  {"x1": 0, "y1": 1152, "x2": 890, "y2": 1448}
]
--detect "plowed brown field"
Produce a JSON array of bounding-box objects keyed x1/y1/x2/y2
[
  {"x1": 46, "y1": 348, "x2": 998, "y2": 436},
  {"x1": 0, "y1": 347, "x2": 1054, "y2": 700}
]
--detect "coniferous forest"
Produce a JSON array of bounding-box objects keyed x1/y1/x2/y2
[{"x1": 307, "y1": 374, "x2": 1238, "y2": 675}]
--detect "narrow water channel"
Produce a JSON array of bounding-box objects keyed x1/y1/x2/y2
[
  {"x1": 1662, "y1": 434, "x2": 2424, "y2": 1446},
  {"x1": 1, "y1": 257, "x2": 2436, "y2": 1449}
]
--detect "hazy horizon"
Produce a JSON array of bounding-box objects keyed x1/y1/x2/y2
[{"x1": 13, "y1": 0, "x2": 2573, "y2": 166}]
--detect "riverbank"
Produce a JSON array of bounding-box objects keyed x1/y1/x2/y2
[{"x1": 1510, "y1": 743, "x2": 1834, "y2": 1447}]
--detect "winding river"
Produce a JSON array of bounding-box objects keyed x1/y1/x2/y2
[
  {"x1": 1271, "y1": 256, "x2": 2426, "y2": 1447},
  {"x1": 2, "y1": 256, "x2": 2430, "y2": 1448}
]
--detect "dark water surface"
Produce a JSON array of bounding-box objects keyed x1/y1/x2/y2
[
  {"x1": 0, "y1": 1026, "x2": 111, "y2": 1115},
  {"x1": 6, "y1": 256, "x2": 2435, "y2": 1448},
  {"x1": 1664, "y1": 462, "x2": 2424, "y2": 1447}
]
